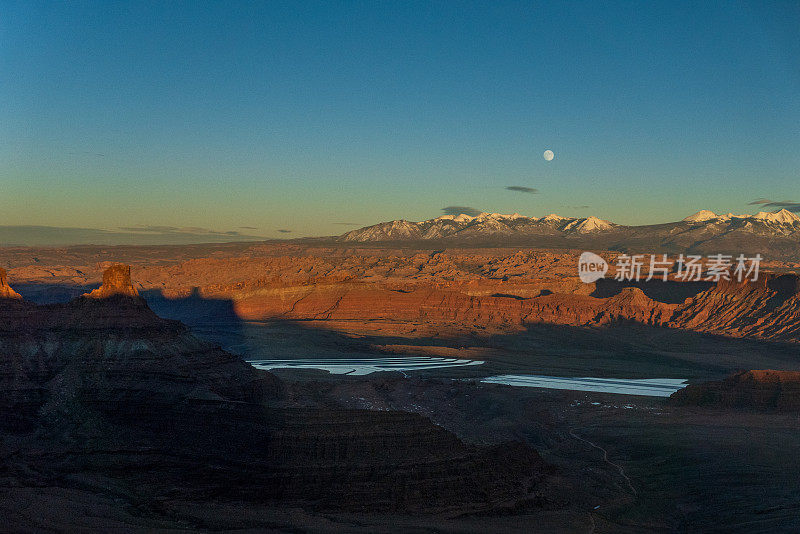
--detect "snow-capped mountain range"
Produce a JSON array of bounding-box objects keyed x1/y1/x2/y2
[
  {"x1": 339, "y1": 212, "x2": 616, "y2": 242},
  {"x1": 682, "y1": 209, "x2": 800, "y2": 226},
  {"x1": 337, "y1": 209, "x2": 800, "y2": 259},
  {"x1": 340, "y1": 209, "x2": 800, "y2": 242}
]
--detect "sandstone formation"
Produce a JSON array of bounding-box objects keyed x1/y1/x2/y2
[
  {"x1": 0, "y1": 264, "x2": 550, "y2": 518},
  {"x1": 3, "y1": 247, "x2": 799, "y2": 531},
  {"x1": 181, "y1": 269, "x2": 800, "y2": 344},
  {"x1": 667, "y1": 273, "x2": 800, "y2": 342},
  {"x1": 83, "y1": 263, "x2": 139, "y2": 298},
  {"x1": 0, "y1": 267, "x2": 22, "y2": 299},
  {"x1": 6, "y1": 246, "x2": 800, "y2": 345}
]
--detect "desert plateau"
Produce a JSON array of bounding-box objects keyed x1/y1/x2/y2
[{"x1": 2, "y1": 239, "x2": 800, "y2": 532}]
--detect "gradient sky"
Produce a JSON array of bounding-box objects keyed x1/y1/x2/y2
[{"x1": 2, "y1": 1, "x2": 798, "y2": 239}]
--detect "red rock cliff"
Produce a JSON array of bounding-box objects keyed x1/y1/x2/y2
[
  {"x1": 83, "y1": 264, "x2": 139, "y2": 298},
  {"x1": 0, "y1": 267, "x2": 22, "y2": 299}
]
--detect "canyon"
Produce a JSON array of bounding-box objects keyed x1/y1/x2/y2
[
  {"x1": 2, "y1": 243, "x2": 800, "y2": 531},
  {"x1": 0, "y1": 265, "x2": 562, "y2": 531},
  {"x1": 6, "y1": 243, "x2": 800, "y2": 347}
]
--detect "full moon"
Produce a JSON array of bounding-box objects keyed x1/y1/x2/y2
[{"x1": 543, "y1": 149, "x2": 554, "y2": 161}]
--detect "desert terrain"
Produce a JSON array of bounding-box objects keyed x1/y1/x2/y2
[
  {"x1": 1, "y1": 241, "x2": 799, "y2": 532},
  {"x1": 5, "y1": 1, "x2": 798, "y2": 530}
]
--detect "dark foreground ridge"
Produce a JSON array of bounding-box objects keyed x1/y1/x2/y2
[{"x1": 0, "y1": 265, "x2": 551, "y2": 529}]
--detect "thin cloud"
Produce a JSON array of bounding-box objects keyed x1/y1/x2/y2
[
  {"x1": 68, "y1": 151, "x2": 106, "y2": 157},
  {"x1": 505, "y1": 186, "x2": 539, "y2": 194},
  {"x1": 1, "y1": 225, "x2": 263, "y2": 246},
  {"x1": 239, "y1": 226, "x2": 258, "y2": 230},
  {"x1": 441, "y1": 205, "x2": 482, "y2": 217},
  {"x1": 118, "y1": 225, "x2": 246, "y2": 236},
  {"x1": 564, "y1": 205, "x2": 590, "y2": 209},
  {"x1": 748, "y1": 198, "x2": 800, "y2": 212},
  {"x1": 277, "y1": 229, "x2": 292, "y2": 233},
  {"x1": 118, "y1": 225, "x2": 179, "y2": 233}
]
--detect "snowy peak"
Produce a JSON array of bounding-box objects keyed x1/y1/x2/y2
[
  {"x1": 339, "y1": 212, "x2": 618, "y2": 242},
  {"x1": 338, "y1": 207, "x2": 800, "y2": 243},
  {"x1": 541, "y1": 213, "x2": 570, "y2": 222},
  {"x1": 480, "y1": 212, "x2": 525, "y2": 221},
  {"x1": 336, "y1": 208, "x2": 800, "y2": 255},
  {"x1": 435, "y1": 213, "x2": 477, "y2": 223},
  {"x1": 340, "y1": 219, "x2": 423, "y2": 242},
  {"x1": 434, "y1": 212, "x2": 524, "y2": 223},
  {"x1": 682, "y1": 209, "x2": 799, "y2": 225},
  {"x1": 683, "y1": 210, "x2": 718, "y2": 222},
  {"x1": 752, "y1": 209, "x2": 800, "y2": 225},
  {"x1": 561, "y1": 216, "x2": 614, "y2": 233}
]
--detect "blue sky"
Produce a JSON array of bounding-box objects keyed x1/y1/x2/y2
[{"x1": 1, "y1": 1, "x2": 798, "y2": 239}]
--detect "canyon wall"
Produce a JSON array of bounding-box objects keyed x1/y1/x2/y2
[
  {"x1": 6, "y1": 247, "x2": 800, "y2": 343},
  {"x1": 0, "y1": 266, "x2": 550, "y2": 514}
]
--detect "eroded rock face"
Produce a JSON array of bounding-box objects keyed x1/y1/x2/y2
[
  {"x1": 0, "y1": 267, "x2": 549, "y2": 515},
  {"x1": 224, "y1": 271, "x2": 800, "y2": 343},
  {"x1": 670, "y1": 370, "x2": 800, "y2": 412},
  {"x1": 11, "y1": 248, "x2": 800, "y2": 344},
  {"x1": 229, "y1": 281, "x2": 678, "y2": 329},
  {"x1": 84, "y1": 263, "x2": 139, "y2": 298},
  {"x1": 668, "y1": 273, "x2": 800, "y2": 341},
  {"x1": 0, "y1": 267, "x2": 22, "y2": 299}
]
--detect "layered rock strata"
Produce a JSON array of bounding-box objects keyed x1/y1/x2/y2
[{"x1": 0, "y1": 265, "x2": 549, "y2": 514}]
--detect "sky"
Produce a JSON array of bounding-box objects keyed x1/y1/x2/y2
[{"x1": 1, "y1": 1, "x2": 798, "y2": 241}]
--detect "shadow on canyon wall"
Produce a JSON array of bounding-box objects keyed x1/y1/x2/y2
[
  {"x1": 4, "y1": 285, "x2": 800, "y2": 532},
  {"x1": 137, "y1": 288, "x2": 800, "y2": 381},
  {"x1": 593, "y1": 273, "x2": 800, "y2": 305},
  {"x1": 591, "y1": 278, "x2": 713, "y2": 303},
  {"x1": 11, "y1": 282, "x2": 800, "y2": 382},
  {"x1": 767, "y1": 273, "x2": 800, "y2": 299},
  {"x1": 142, "y1": 287, "x2": 241, "y2": 324},
  {"x1": 14, "y1": 281, "x2": 100, "y2": 304}
]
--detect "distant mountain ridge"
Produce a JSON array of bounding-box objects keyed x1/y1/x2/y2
[
  {"x1": 0, "y1": 225, "x2": 266, "y2": 246},
  {"x1": 337, "y1": 209, "x2": 800, "y2": 259},
  {"x1": 339, "y1": 212, "x2": 617, "y2": 242},
  {"x1": 682, "y1": 209, "x2": 800, "y2": 225}
]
